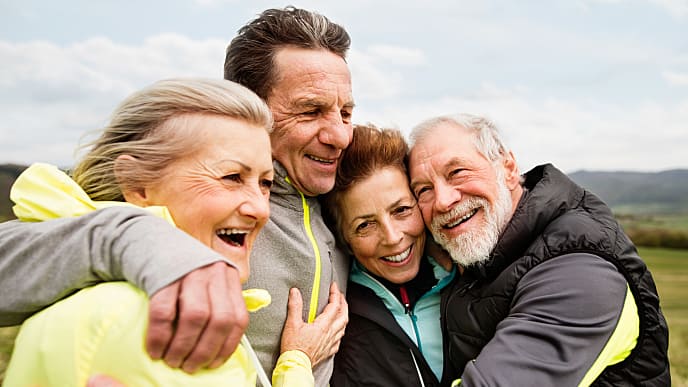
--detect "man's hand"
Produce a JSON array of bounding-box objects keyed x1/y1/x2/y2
[
  {"x1": 145, "y1": 261, "x2": 249, "y2": 373},
  {"x1": 280, "y1": 282, "x2": 349, "y2": 366}
]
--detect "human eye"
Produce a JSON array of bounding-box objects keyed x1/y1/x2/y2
[
  {"x1": 448, "y1": 168, "x2": 465, "y2": 179},
  {"x1": 340, "y1": 108, "x2": 352, "y2": 122},
  {"x1": 355, "y1": 221, "x2": 371, "y2": 233},
  {"x1": 222, "y1": 173, "x2": 242, "y2": 184},
  {"x1": 301, "y1": 108, "x2": 320, "y2": 117},
  {"x1": 414, "y1": 185, "x2": 431, "y2": 198},
  {"x1": 393, "y1": 205, "x2": 412, "y2": 216},
  {"x1": 261, "y1": 178, "x2": 273, "y2": 191}
]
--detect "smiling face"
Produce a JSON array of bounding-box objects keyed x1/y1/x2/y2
[
  {"x1": 129, "y1": 114, "x2": 273, "y2": 282},
  {"x1": 408, "y1": 122, "x2": 521, "y2": 267},
  {"x1": 267, "y1": 47, "x2": 354, "y2": 196},
  {"x1": 339, "y1": 167, "x2": 426, "y2": 284}
]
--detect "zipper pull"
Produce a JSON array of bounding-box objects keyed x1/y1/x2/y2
[{"x1": 399, "y1": 286, "x2": 411, "y2": 314}]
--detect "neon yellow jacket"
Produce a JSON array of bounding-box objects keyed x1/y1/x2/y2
[{"x1": 4, "y1": 163, "x2": 314, "y2": 387}]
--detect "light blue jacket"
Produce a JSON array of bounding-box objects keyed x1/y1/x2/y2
[{"x1": 349, "y1": 257, "x2": 455, "y2": 380}]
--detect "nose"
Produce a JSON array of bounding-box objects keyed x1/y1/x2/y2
[
  {"x1": 433, "y1": 181, "x2": 460, "y2": 214},
  {"x1": 319, "y1": 112, "x2": 352, "y2": 150},
  {"x1": 380, "y1": 218, "x2": 404, "y2": 246},
  {"x1": 238, "y1": 185, "x2": 270, "y2": 222}
]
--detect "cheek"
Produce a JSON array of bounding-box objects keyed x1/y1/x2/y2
[
  {"x1": 418, "y1": 204, "x2": 434, "y2": 227},
  {"x1": 349, "y1": 236, "x2": 379, "y2": 262}
]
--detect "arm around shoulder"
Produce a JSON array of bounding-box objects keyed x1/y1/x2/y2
[
  {"x1": 0, "y1": 206, "x2": 231, "y2": 326},
  {"x1": 460, "y1": 253, "x2": 629, "y2": 386}
]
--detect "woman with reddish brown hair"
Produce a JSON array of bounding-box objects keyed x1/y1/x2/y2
[{"x1": 325, "y1": 124, "x2": 456, "y2": 386}]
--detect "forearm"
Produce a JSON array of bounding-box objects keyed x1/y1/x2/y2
[
  {"x1": 459, "y1": 254, "x2": 628, "y2": 386},
  {"x1": 272, "y1": 350, "x2": 314, "y2": 387},
  {"x1": 0, "y1": 207, "x2": 231, "y2": 325}
]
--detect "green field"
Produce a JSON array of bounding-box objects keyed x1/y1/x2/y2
[
  {"x1": 617, "y1": 212, "x2": 688, "y2": 230},
  {"x1": 1, "y1": 247, "x2": 686, "y2": 384},
  {"x1": 640, "y1": 247, "x2": 688, "y2": 386}
]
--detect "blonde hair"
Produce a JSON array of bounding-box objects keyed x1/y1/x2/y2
[{"x1": 72, "y1": 78, "x2": 272, "y2": 201}]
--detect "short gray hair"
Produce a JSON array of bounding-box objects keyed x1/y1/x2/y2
[{"x1": 409, "y1": 113, "x2": 509, "y2": 163}]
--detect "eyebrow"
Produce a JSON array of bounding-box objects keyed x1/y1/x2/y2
[
  {"x1": 294, "y1": 97, "x2": 355, "y2": 110},
  {"x1": 350, "y1": 197, "x2": 409, "y2": 224}
]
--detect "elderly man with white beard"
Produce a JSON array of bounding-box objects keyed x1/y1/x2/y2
[{"x1": 407, "y1": 113, "x2": 669, "y2": 386}]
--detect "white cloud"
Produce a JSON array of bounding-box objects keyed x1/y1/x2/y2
[
  {"x1": 0, "y1": 35, "x2": 226, "y2": 167},
  {"x1": 193, "y1": 0, "x2": 241, "y2": 6},
  {"x1": 648, "y1": 0, "x2": 688, "y2": 18},
  {"x1": 348, "y1": 45, "x2": 427, "y2": 101},
  {"x1": 364, "y1": 45, "x2": 427, "y2": 67},
  {"x1": 663, "y1": 70, "x2": 688, "y2": 85},
  {"x1": 577, "y1": 0, "x2": 688, "y2": 17},
  {"x1": 354, "y1": 83, "x2": 688, "y2": 173}
]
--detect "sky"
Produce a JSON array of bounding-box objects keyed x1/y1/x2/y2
[{"x1": 1, "y1": 0, "x2": 686, "y2": 173}]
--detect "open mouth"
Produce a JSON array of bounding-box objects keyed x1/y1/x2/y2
[
  {"x1": 381, "y1": 245, "x2": 412, "y2": 263},
  {"x1": 444, "y1": 208, "x2": 479, "y2": 229},
  {"x1": 307, "y1": 154, "x2": 335, "y2": 164},
  {"x1": 216, "y1": 228, "x2": 248, "y2": 247}
]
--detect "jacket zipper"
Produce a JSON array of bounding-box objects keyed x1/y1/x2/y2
[
  {"x1": 287, "y1": 176, "x2": 322, "y2": 323},
  {"x1": 400, "y1": 286, "x2": 423, "y2": 354}
]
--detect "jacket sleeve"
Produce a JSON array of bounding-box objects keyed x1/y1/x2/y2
[
  {"x1": 272, "y1": 350, "x2": 314, "y2": 387},
  {"x1": 459, "y1": 253, "x2": 630, "y2": 386},
  {"x1": 0, "y1": 206, "x2": 232, "y2": 326},
  {"x1": 4, "y1": 283, "x2": 256, "y2": 386}
]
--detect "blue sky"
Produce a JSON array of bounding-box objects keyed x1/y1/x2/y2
[{"x1": 1, "y1": 0, "x2": 686, "y2": 173}]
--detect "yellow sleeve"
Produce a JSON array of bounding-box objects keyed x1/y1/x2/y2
[
  {"x1": 271, "y1": 350, "x2": 314, "y2": 387},
  {"x1": 5, "y1": 283, "x2": 256, "y2": 386}
]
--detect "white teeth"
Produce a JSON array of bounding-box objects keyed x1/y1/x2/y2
[
  {"x1": 216, "y1": 228, "x2": 249, "y2": 235},
  {"x1": 382, "y1": 246, "x2": 411, "y2": 263},
  {"x1": 308, "y1": 155, "x2": 334, "y2": 164},
  {"x1": 445, "y1": 208, "x2": 478, "y2": 228}
]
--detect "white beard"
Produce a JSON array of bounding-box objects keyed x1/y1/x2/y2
[{"x1": 430, "y1": 167, "x2": 513, "y2": 267}]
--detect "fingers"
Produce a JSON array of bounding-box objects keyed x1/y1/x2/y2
[
  {"x1": 145, "y1": 262, "x2": 248, "y2": 374},
  {"x1": 182, "y1": 264, "x2": 248, "y2": 372},
  {"x1": 286, "y1": 287, "x2": 304, "y2": 325},
  {"x1": 208, "y1": 270, "x2": 249, "y2": 369},
  {"x1": 146, "y1": 282, "x2": 180, "y2": 360},
  {"x1": 318, "y1": 282, "x2": 342, "y2": 318}
]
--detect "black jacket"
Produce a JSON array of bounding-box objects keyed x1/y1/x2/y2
[
  {"x1": 331, "y1": 281, "x2": 440, "y2": 386},
  {"x1": 441, "y1": 164, "x2": 670, "y2": 386}
]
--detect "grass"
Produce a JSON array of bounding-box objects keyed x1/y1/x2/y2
[
  {"x1": 0, "y1": 247, "x2": 686, "y2": 384},
  {"x1": 617, "y1": 212, "x2": 688, "y2": 231},
  {"x1": 639, "y1": 247, "x2": 688, "y2": 386}
]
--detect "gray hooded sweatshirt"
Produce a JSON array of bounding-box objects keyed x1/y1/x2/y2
[{"x1": 245, "y1": 161, "x2": 349, "y2": 386}]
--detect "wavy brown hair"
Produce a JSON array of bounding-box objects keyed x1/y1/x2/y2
[
  {"x1": 224, "y1": 6, "x2": 350, "y2": 100},
  {"x1": 322, "y1": 124, "x2": 409, "y2": 242}
]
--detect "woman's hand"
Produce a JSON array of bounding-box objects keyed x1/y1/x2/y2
[{"x1": 279, "y1": 282, "x2": 349, "y2": 367}]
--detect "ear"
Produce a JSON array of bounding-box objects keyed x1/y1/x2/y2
[
  {"x1": 115, "y1": 155, "x2": 149, "y2": 206},
  {"x1": 502, "y1": 150, "x2": 521, "y2": 190}
]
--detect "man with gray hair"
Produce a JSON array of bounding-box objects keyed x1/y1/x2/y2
[{"x1": 408, "y1": 114, "x2": 669, "y2": 386}]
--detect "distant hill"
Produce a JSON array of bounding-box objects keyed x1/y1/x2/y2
[
  {"x1": 1, "y1": 163, "x2": 687, "y2": 221},
  {"x1": 568, "y1": 169, "x2": 688, "y2": 215}
]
